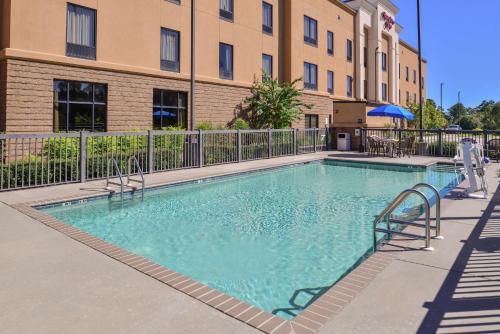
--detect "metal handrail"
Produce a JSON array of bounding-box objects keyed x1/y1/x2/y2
[
  {"x1": 106, "y1": 158, "x2": 124, "y2": 198},
  {"x1": 127, "y1": 156, "x2": 145, "y2": 199},
  {"x1": 412, "y1": 183, "x2": 442, "y2": 239},
  {"x1": 373, "y1": 188, "x2": 432, "y2": 251}
]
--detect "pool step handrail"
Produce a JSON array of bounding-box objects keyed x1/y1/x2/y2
[
  {"x1": 411, "y1": 183, "x2": 442, "y2": 239},
  {"x1": 127, "y1": 156, "x2": 145, "y2": 199},
  {"x1": 106, "y1": 158, "x2": 124, "y2": 198},
  {"x1": 373, "y1": 187, "x2": 435, "y2": 252}
]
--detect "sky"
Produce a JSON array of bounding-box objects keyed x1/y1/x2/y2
[{"x1": 394, "y1": 0, "x2": 500, "y2": 110}]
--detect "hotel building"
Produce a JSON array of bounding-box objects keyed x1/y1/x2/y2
[{"x1": 0, "y1": 0, "x2": 426, "y2": 135}]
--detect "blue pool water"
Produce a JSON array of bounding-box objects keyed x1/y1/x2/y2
[{"x1": 41, "y1": 161, "x2": 459, "y2": 319}]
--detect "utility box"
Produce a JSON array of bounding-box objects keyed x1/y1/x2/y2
[{"x1": 337, "y1": 133, "x2": 351, "y2": 151}]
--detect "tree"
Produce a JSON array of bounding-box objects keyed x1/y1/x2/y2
[
  {"x1": 458, "y1": 115, "x2": 479, "y2": 130},
  {"x1": 242, "y1": 75, "x2": 313, "y2": 129},
  {"x1": 408, "y1": 99, "x2": 447, "y2": 129},
  {"x1": 447, "y1": 103, "x2": 468, "y2": 124},
  {"x1": 481, "y1": 102, "x2": 500, "y2": 130}
]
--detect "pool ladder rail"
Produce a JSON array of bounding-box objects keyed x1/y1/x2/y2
[
  {"x1": 106, "y1": 157, "x2": 145, "y2": 199},
  {"x1": 373, "y1": 183, "x2": 442, "y2": 252}
]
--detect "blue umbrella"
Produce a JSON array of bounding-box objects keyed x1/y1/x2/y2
[{"x1": 367, "y1": 104, "x2": 415, "y2": 120}]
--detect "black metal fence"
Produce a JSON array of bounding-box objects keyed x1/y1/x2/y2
[
  {"x1": 361, "y1": 128, "x2": 500, "y2": 157},
  {"x1": 0, "y1": 128, "x2": 328, "y2": 191}
]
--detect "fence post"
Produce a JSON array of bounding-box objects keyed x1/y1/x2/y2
[
  {"x1": 198, "y1": 129, "x2": 204, "y2": 167},
  {"x1": 268, "y1": 128, "x2": 272, "y2": 158},
  {"x1": 483, "y1": 130, "x2": 488, "y2": 150},
  {"x1": 313, "y1": 128, "x2": 317, "y2": 152},
  {"x1": 80, "y1": 131, "x2": 87, "y2": 183},
  {"x1": 147, "y1": 130, "x2": 154, "y2": 174},
  {"x1": 325, "y1": 127, "x2": 329, "y2": 151},
  {"x1": 438, "y1": 129, "x2": 443, "y2": 156},
  {"x1": 237, "y1": 129, "x2": 242, "y2": 162},
  {"x1": 293, "y1": 129, "x2": 297, "y2": 155}
]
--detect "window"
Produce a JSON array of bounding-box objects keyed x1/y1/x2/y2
[
  {"x1": 160, "y1": 28, "x2": 180, "y2": 72},
  {"x1": 262, "y1": 2, "x2": 273, "y2": 34},
  {"x1": 305, "y1": 114, "x2": 319, "y2": 128},
  {"x1": 219, "y1": 43, "x2": 233, "y2": 80},
  {"x1": 327, "y1": 71, "x2": 334, "y2": 94},
  {"x1": 346, "y1": 39, "x2": 353, "y2": 62},
  {"x1": 414, "y1": 93, "x2": 417, "y2": 103},
  {"x1": 398, "y1": 63, "x2": 401, "y2": 79},
  {"x1": 398, "y1": 89, "x2": 401, "y2": 104},
  {"x1": 153, "y1": 89, "x2": 188, "y2": 129},
  {"x1": 53, "y1": 80, "x2": 107, "y2": 132},
  {"x1": 304, "y1": 16, "x2": 317, "y2": 46},
  {"x1": 220, "y1": 0, "x2": 233, "y2": 20},
  {"x1": 304, "y1": 62, "x2": 318, "y2": 90},
  {"x1": 167, "y1": 0, "x2": 180, "y2": 4},
  {"x1": 405, "y1": 66, "x2": 409, "y2": 81},
  {"x1": 262, "y1": 54, "x2": 273, "y2": 78},
  {"x1": 381, "y1": 52, "x2": 387, "y2": 71},
  {"x1": 66, "y1": 4, "x2": 96, "y2": 60},
  {"x1": 364, "y1": 80, "x2": 367, "y2": 99},
  {"x1": 363, "y1": 47, "x2": 367, "y2": 67},
  {"x1": 406, "y1": 91, "x2": 410, "y2": 104},
  {"x1": 327, "y1": 31, "x2": 334, "y2": 55},
  {"x1": 413, "y1": 70, "x2": 416, "y2": 84},
  {"x1": 381, "y1": 83, "x2": 387, "y2": 101},
  {"x1": 346, "y1": 75, "x2": 353, "y2": 97},
  {"x1": 422, "y1": 76, "x2": 425, "y2": 89}
]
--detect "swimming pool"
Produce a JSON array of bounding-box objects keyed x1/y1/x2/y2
[{"x1": 41, "y1": 160, "x2": 459, "y2": 319}]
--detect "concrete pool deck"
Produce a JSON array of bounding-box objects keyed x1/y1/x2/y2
[{"x1": 0, "y1": 151, "x2": 498, "y2": 333}]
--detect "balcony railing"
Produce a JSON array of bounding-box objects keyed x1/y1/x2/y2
[{"x1": 66, "y1": 43, "x2": 96, "y2": 60}]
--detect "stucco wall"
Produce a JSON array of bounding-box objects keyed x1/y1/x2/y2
[
  {"x1": 6, "y1": 0, "x2": 279, "y2": 87},
  {"x1": 399, "y1": 40, "x2": 427, "y2": 106},
  {"x1": 285, "y1": 0, "x2": 355, "y2": 98}
]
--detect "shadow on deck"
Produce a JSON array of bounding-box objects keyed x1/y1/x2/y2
[{"x1": 417, "y1": 182, "x2": 500, "y2": 333}]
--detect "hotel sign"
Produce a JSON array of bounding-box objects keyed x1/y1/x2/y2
[{"x1": 381, "y1": 12, "x2": 395, "y2": 31}]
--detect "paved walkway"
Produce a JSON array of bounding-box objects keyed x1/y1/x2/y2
[{"x1": 0, "y1": 151, "x2": 498, "y2": 333}]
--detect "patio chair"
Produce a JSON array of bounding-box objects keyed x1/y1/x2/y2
[
  {"x1": 394, "y1": 137, "x2": 412, "y2": 158},
  {"x1": 367, "y1": 136, "x2": 385, "y2": 156}
]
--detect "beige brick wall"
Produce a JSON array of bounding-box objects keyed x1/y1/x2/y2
[
  {"x1": 0, "y1": 60, "x2": 6, "y2": 132},
  {"x1": 195, "y1": 81, "x2": 250, "y2": 127},
  {"x1": 4, "y1": 59, "x2": 190, "y2": 132},
  {"x1": 294, "y1": 92, "x2": 333, "y2": 128},
  {"x1": 2, "y1": 59, "x2": 334, "y2": 132}
]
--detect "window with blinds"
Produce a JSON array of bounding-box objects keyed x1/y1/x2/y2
[
  {"x1": 66, "y1": 3, "x2": 96, "y2": 60},
  {"x1": 160, "y1": 28, "x2": 180, "y2": 72}
]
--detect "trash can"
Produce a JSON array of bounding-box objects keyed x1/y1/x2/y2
[{"x1": 337, "y1": 133, "x2": 351, "y2": 151}]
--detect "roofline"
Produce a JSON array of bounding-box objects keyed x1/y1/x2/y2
[
  {"x1": 399, "y1": 39, "x2": 428, "y2": 63},
  {"x1": 330, "y1": 0, "x2": 357, "y2": 15}
]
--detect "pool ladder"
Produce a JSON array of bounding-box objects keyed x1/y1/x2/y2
[
  {"x1": 106, "y1": 157, "x2": 145, "y2": 199},
  {"x1": 373, "y1": 183, "x2": 442, "y2": 252}
]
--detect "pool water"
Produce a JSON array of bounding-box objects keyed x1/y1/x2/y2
[{"x1": 41, "y1": 161, "x2": 459, "y2": 319}]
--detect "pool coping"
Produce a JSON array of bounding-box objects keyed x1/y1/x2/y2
[{"x1": 8, "y1": 158, "x2": 459, "y2": 334}]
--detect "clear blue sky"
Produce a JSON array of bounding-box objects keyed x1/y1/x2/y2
[{"x1": 395, "y1": 0, "x2": 500, "y2": 110}]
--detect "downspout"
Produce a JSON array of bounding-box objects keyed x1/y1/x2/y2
[{"x1": 190, "y1": 0, "x2": 196, "y2": 130}]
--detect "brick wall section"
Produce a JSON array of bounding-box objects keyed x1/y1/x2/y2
[
  {"x1": 5, "y1": 59, "x2": 191, "y2": 132},
  {"x1": 293, "y1": 92, "x2": 333, "y2": 128},
  {"x1": 195, "y1": 81, "x2": 250, "y2": 127},
  {"x1": 3, "y1": 59, "x2": 335, "y2": 132},
  {"x1": 0, "y1": 60, "x2": 6, "y2": 132}
]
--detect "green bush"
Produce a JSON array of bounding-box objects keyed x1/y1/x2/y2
[
  {"x1": 196, "y1": 121, "x2": 216, "y2": 130},
  {"x1": 426, "y1": 141, "x2": 457, "y2": 157},
  {"x1": 231, "y1": 118, "x2": 250, "y2": 130}
]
